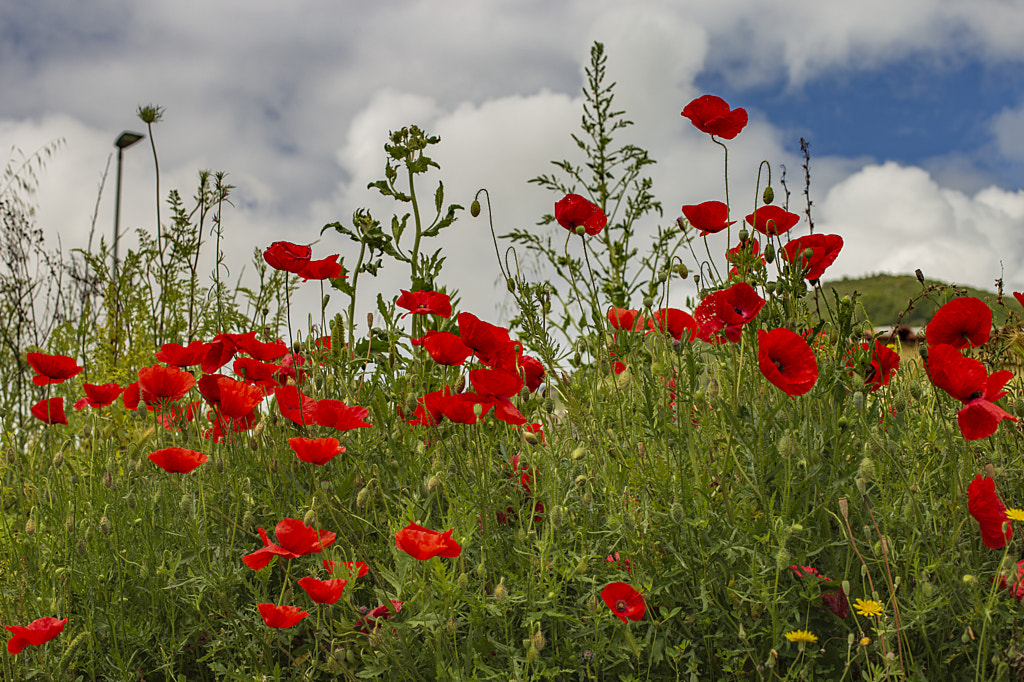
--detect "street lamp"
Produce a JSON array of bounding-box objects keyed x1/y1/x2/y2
[{"x1": 113, "y1": 130, "x2": 145, "y2": 280}]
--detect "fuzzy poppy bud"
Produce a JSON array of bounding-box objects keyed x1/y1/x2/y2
[
  {"x1": 576, "y1": 556, "x2": 588, "y2": 575},
  {"x1": 852, "y1": 391, "x2": 865, "y2": 414},
  {"x1": 858, "y1": 457, "x2": 875, "y2": 482},
  {"x1": 303, "y1": 508, "x2": 317, "y2": 527},
  {"x1": 526, "y1": 644, "x2": 539, "y2": 663},
  {"x1": 775, "y1": 547, "x2": 791, "y2": 570},
  {"x1": 180, "y1": 493, "x2": 194, "y2": 516},
  {"x1": 763, "y1": 242, "x2": 775, "y2": 264},
  {"x1": 571, "y1": 446, "x2": 586, "y2": 461},
  {"x1": 574, "y1": 225, "x2": 586, "y2": 236},
  {"x1": 550, "y1": 505, "x2": 566, "y2": 529},
  {"x1": 643, "y1": 296, "x2": 654, "y2": 308},
  {"x1": 523, "y1": 431, "x2": 540, "y2": 446},
  {"x1": 427, "y1": 474, "x2": 440, "y2": 491},
  {"x1": 676, "y1": 263, "x2": 689, "y2": 278},
  {"x1": 356, "y1": 486, "x2": 371, "y2": 509},
  {"x1": 531, "y1": 630, "x2": 547, "y2": 652},
  {"x1": 543, "y1": 397, "x2": 554, "y2": 413},
  {"x1": 476, "y1": 562, "x2": 487, "y2": 579},
  {"x1": 669, "y1": 502, "x2": 685, "y2": 524},
  {"x1": 470, "y1": 199, "x2": 481, "y2": 217},
  {"x1": 24, "y1": 518, "x2": 35, "y2": 537},
  {"x1": 98, "y1": 515, "x2": 112, "y2": 536},
  {"x1": 738, "y1": 228, "x2": 749, "y2": 243},
  {"x1": 242, "y1": 510, "x2": 254, "y2": 531},
  {"x1": 457, "y1": 572, "x2": 469, "y2": 590},
  {"x1": 493, "y1": 579, "x2": 508, "y2": 602},
  {"x1": 52, "y1": 451, "x2": 64, "y2": 469},
  {"x1": 762, "y1": 186, "x2": 774, "y2": 204},
  {"x1": 506, "y1": 278, "x2": 516, "y2": 293},
  {"x1": 777, "y1": 432, "x2": 798, "y2": 459}
]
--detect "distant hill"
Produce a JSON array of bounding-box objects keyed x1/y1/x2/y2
[{"x1": 820, "y1": 274, "x2": 1023, "y2": 328}]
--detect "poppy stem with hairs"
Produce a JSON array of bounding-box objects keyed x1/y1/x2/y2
[{"x1": 713, "y1": 137, "x2": 731, "y2": 230}]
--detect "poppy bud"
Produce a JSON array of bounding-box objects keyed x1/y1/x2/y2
[
  {"x1": 676, "y1": 216, "x2": 686, "y2": 231},
  {"x1": 523, "y1": 431, "x2": 539, "y2": 446},
  {"x1": 643, "y1": 296, "x2": 654, "y2": 308},
  {"x1": 858, "y1": 457, "x2": 875, "y2": 482},
  {"x1": 242, "y1": 510, "x2": 254, "y2": 531},
  {"x1": 470, "y1": 199, "x2": 481, "y2": 217},
  {"x1": 669, "y1": 502, "x2": 685, "y2": 524},
  {"x1": 676, "y1": 263, "x2": 689, "y2": 278},
  {"x1": 576, "y1": 556, "x2": 588, "y2": 575},
  {"x1": 575, "y1": 225, "x2": 586, "y2": 236},
  {"x1": 692, "y1": 275, "x2": 700, "y2": 286},
  {"x1": 526, "y1": 644, "x2": 539, "y2": 663},
  {"x1": 775, "y1": 547, "x2": 790, "y2": 570},
  {"x1": 532, "y1": 630, "x2": 547, "y2": 652},
  {"x1": 762, "y1": 186, "x2": 774, "y2": 204},
  {"x1": 24, "y1": 517, "x2": 35, "y2": 537},
  {"x1": 582, "y1": 491, "x2": 593, "y2": 505},
  {"x1": 455, "y1": 376, "x2": 467, "y2": 394},
  {"x1": 777, "y1": 432, "x2": 797, "y2": 459},
  {"x1": 303, "y1": 508, "x2": 317, "y2": 527},
  {"x1": 457, "y1": 572, "x2": 469, "y2": 590},
  {"x1": 550, "y1": 505, "x2": 565, "y2": 529},
  {"x1": 519, "y1": 386, "x2": 531, "y2": 402},
  {"x1": 427, "y1": 474, "x2": 440, "y2": 491},
  {"x1": 658, "y1": 271, "x2": 668, "y2": 283},
  {"x1": 180, "y1": 493, "x2": 194, "y2": 516},
  {"x1": 493, "y1": 579, "x2": 508, "y2": 602},
  {"x1": 476, "y1": 562, "x2": 487, "y2": 579},
  {"x1": 738, "y1": 229, "x2": 749, "y2": 243},
  {"x1": 506, "y1": 278, "x2": 516, "y2": 293},
  {"x1": 763, "y1": 243, "x2": 775, "y2": 264},
  {"x1": 51, "y1": 450, "x2": 64, "y2": 469},
  {"x1": 98, "y1": 515, "x2": 112, "y2": 536},
  {"x1": 356, "y1": 486, "x2": 371, "y2": 509},
  {"x1": 543, "y1": 397, "x2": 554, "y2": 413},
  {"x1": 852, "y1": 391, "x2": 864, "y2": 414}
]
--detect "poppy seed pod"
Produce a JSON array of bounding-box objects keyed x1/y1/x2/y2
[{"x1": 738, "y1": 229, "x2": 749, "y2": 243}]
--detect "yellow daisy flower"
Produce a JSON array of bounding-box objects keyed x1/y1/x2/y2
[
  {"x1": 854, "y1": 598, "x2": 884, "y2": 618},
  {"x1": 784, "y1": 629, "x2": 818, "y2": 644},
  {"x1": 1006, "y1": 508, "x2": 1024, "y2": 522}
]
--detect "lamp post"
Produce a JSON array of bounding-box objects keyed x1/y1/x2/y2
[{"x1": 113, "y1": 131, "x2": 144, "y2": 280}]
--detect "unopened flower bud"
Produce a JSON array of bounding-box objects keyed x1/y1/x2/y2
[
  {"x1": 543, "y1": 397, "x2": 554, "y2": 413},
  {"x1": 476, "y1": 562, "x2": 487, "y2": 579},
  {"x1": 858, "y1": 457, "x2": 875, "y2": 482},
  {"x1": 852, "y1": 391, "x2": 865, "y2": 414},
  {"x1": 98, "y1": 515, "x2": 112, "y2": 536},
  {"x1": 427, "y1": 475, "x2": 440, "y2": 491},
  {"x1": 670, "y1": 503, "x2": 685, "y2": 524},
  {"x1": 520, "y1": 386, "x2": 531, "y2": 401},
  {"x1": 775, "y1": 547, "x2": 791, "y2": 570},
  {"x1": 763, "y1": 243, "x2": 775, "y2": 264},
  {"x1": 762, "y1": 186, "x2": 775, "y2": 204},
  {"x1": 738, "y1": 229, "x2": 749, "y2": 243},
  {"x1": 575, "y1": 225, "x2": 586, "y2": 236},
  {"x1": 470, "y1": 199, "x2": 481, "y2": 217},
  {"x1": 24, "y1": 518, "x2": 35, "y2": 537},
  {"x1": 506, "y1": 278, "x2": 516, "y2": 293},
  {"x1": 550, "y1": 505, "x2": 566, "y2": 529},
  {"x1": 493, "y1": 579, "x2": 508, "y2": 602},
  {"x1": 180, "y1": 493, "x2": 194, "y2": 516},
  {"x1": 526, "y1": 644, "x2": 539, "y2": 662},
  {"x1": 303, "y1": 508, "x2": 317, "y2": 527},
  {"x1": 356, "y1": 486, "x2": 371, "y2": 509},
  {"x1": 571, "y1": 446, "x2": 587, "y2": 461},
  {"x1": 576, "y1": 556, "x2": 588, "y2": 575},
  {"x1": 52, "y1": 451, "x2": 64, "y2": 469},
  {"x1": 457, "y1": 572, "x2": 469, "y2": 590},
  {"x1": 643, "y1": 296, "x2": 654, "y2": 308},
  {"x1": 531, "y1": 630, "x2": 546, "y2": 652},
  {"x1": 676, "y1": 263, "x2": 689, "y2": 278}
]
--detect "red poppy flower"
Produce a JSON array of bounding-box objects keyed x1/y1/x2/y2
[
  {"x1": 412, "y1": 331, "x2": 472, "y2": 366},
  {"x1": 926, "y1": 297, "x2": 992, "y2": 350},
  {"x1": 927, "y1": 344, "x2": 1017, "y2": 440},
  {"x1": 681, "y1": 200, "x2": 735, "y2": 235},
  {"x1": 31, "y1": 397, "x2": 67, "y2": 425},
  {"x1": 681, "y1": 95, "x2": 748, "y2": 139},
  {"x1": 781, "y1": 234, "x2": 844, "y2": 281},
  {"x1": 396, "y1": 290, "x2": 452, "y2": 318},
  {"x1": 695, "y1": 282, "x2": 765, "y2": 343},
  {"x1": 297, "y1": 576, "x2": 348, "y2": 605},
  {"x1": 324, "y1": 559, "x2": 369, "y2": 579},
  {"x1": 232, "y1": 357, "x2": 280, "y2": 391},
  {"x1": 147, "y1": 446, "x2": 208, "y2": 473},
  {"x1": 758, "y1": 328, "x2": 819, "y2": 396},
  {"x1": 790, "y1": 565, "x2": 850, "y2": 619},
  {"x1": 862, "y1": 341, "x2": 900, "y2": 393},
  {"x1": 243, "y1": 518, "x2": 337, "y2": 570},
  {"x1": 457, "y1": 313, "x2": 515, "y2": 366},
  {"x1": 5, "y1": 616, "x2": 67, "y2": 655},
  {"x1": 968, "y1": 475, "x2": 1013, "y2": 549},
  {"x1": 77, "y1": 383, "x2": 123, "y2": 409},
  {"x1": 353, "y1": 600, "x2": 403, "y2": 634},
  {"x1": 601, "y1": 582, "x2": 646, "y2": 622},
  {"x1": 311, "y1": 399, "x2": 372, "y2": 431},
  {"x1": 235, "y1": 335, "x2": 289, "y2": 362},
  {"x1": 998, "y1": 559, "x2": 1024, "y2": 602},
  {"x1": 202, "y1": 334, "x2": 238, "y2": 374},
  {"x1": 289, "y1": 437, "x2": 345, "y2": 465},
  {"x1": 26, "y1": 352, "x2": 83, "y2": 386},
  {"x1": 215, "y1": 376, "x2": 264, "y2": 420},
  {"x1": 469, "y1": 368, "x2": 527, "y2": 425},
  {"x1": 263, "y1": 241, "x2": 312, "y2": 274},
  {"x1": 608, "y1": 308, "x2": 645, "y2": 332},
  {"x1": 257, "y1": 603, "x2": 308, "y2": 629},
  {"x1": 406, "y1": 388, "x2": 447, "y2": 427},
  {"x1": 523, "y1": 422, "x2": 545, "y2": 445},
  {"x1": 518, "y1": 354, "x2": 546, "y2": 392},
  {"x1": 297, "y1": 254, "x2": 344, "y2": 281},
  {"x1": 121, "y1": 382, "x2": 140, "y2": 411},
  {"x1": 509, "y1": 453, "x2": 538, "y2": 493},
  {"x1": 554, "y1": 194, "x2": 607, "y2": 236},
  {"x1": 394, "y1": 522, "x2": 462, "y2": 560},
  {"x1": 435, "y1": 391, "x2": 493, "y2": 424},
  {"x1": 154, "y1": 340, "x2": 211, "y2": 368},
  {"x1": 137, "y1": 365, "x2": 195, "y2": 406},
  {"x1": 274, "y1": 352, "x2": 309, "y2": 385},
  {"x1": 1014, "y1": 292, "x2": 1024, "y2": 309},
  {"x1": 647, "y1": 308, "x2": 699, "y2": 342},
  {"x1": 275, "y1": 385, "x2": 317, "y2": 426},
  {"x1": 745, "y1": 205, "x2": 800, "y2": 236}
]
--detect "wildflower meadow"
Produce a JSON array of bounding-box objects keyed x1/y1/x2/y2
[{"x1": 4, "y1": 43, "x2": 1024, "y2": 681}]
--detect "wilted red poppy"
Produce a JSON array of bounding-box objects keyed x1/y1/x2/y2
[
  {"x1": 457, "y1": 313, "x2": 515, "y2": 366},
  {"x1": 5, "y1": 616, "x2": 67, "y2": 655},
  {"x1": 257, "y1": 603, "x2": 308, "y2": 629},
  {"x1": 353, "y1": 600, "x2": 403, "y2": 634},
  {"x1": 289, "y1": 437, "x2": 345, "y2": 465},
  {"x1": 745, "y1": 205, "x2": 800, "y2": 236},
  {"x1": 324, "y1": 559, "x2": 369, "y2": 579},
  {"x1": 31, "y1": 397, "x2": 67, "y2": 425},
  {"x1": 311, "y1": 399, "x2": 372, "y2": 431},
  {"x1": 968, "y1": 475, "x2": 1013, "y2": 549},
  {"x1": 790, "y1": 564, "x2": 850, "y2": 619},
  {"x1": 297, "y1": 254, "x2": 344, "y2": 281},
  {"x1": 412, "y1": 330, "x2": 472, "y2": 366},
  {"x1": 297, "y1": 576, "x2": 348, "y2": 605},
  {"x1": 926, "y1": 297, "x2": 992, "y2": 350},
  {"x1": 862, "y1": 340, "x2": 900, "y2": 393},
  {"x1": 26, "y1": 352, "x2": 83, "y2": 386},
  {"x1": 138, "y1": 365, "x2": 195, "y2": 407},
  {"x1": 647, "y1": 308, "x2": 699, "y2": 342},
  {"x1": 601, "y1": 582, "x2": 646, "y2": 622},
  {"x1": 263, "y1": 241, "x2": 312, "y2": 274},
  {"x1": 469, "y1": 368, "x2": 526, "y2": 425},
  {"x1": 554, "y1": 194, "x2": 607, "y2": 236},
  {"x1": 927, "y1": 343, "x2": 1017, "y2": 440},
  {"x1": 782, "y1": 234, "x2": 844, "y2": 281},
  {"x1": 396, "y1": 290, "x2": 452, "y2": 318},
  {"x1": 681, "y1": 200, "x2": 735, "y2": 235},
  {"x1": 695, "y1": 282, "x2": 765, "y2": 343},
  {"x1": 148, "y1": 446, "x2": 208, "y2": 473},
  {"x1": 608, "y1": 308, "x2": 645, "y2": 332},
  {"x1": 243, "y1": 518, "x2": 337, "y2": 570},
  {"x1": 681, "y1": 95, "x2": 748, "y2": 139},
  {"x1": 77, "y1": 383, "x2": 123, "y2": 409},
  {"x1": 154, "y1": 341, "x2": 211, "y2": 368},
  {"x1": 758, "y1": 328, "x2": 819, "y2": 396},
  {"x1": 394, "y1": 522, "x2": 461, "y2": 560}
]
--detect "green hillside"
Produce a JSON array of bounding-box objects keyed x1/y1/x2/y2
[{"x1": 821, "y1": 273, "x2": 1023, "y2": 328}]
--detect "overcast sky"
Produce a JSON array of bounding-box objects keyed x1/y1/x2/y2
[{"x1": 4, "y1": 0, "x2": 1024, "y2": 336}]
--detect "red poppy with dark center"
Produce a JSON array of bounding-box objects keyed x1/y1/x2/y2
[
  {"x1": 926, "y1": 297, "x2": 992, "y2": 350},
  {"x1": 154, "y1": 340, "x2": 211, "y2": 368},
  {"x1": 289, "y1": 437, "x2": 345, "y2": 465},
  {"x1": 297, "y1": 254, "x2": 344, "y2": 281},
  {"x1": 457, "y1": 313, "x2": 515, "y2": 366},
  {"x1": 78, "y1": 383, "x2": 123, "y2": 409},
  {"x1": 396, "y1": 290, "x2": 452, "y2": 318},
  {"x1": 243, "y1": 518, "x2": 337, "y2": 570},
  {"x1": 647, "y1": 308, "x2": 699, "y2": 342},
  {"x1": 927, "y1": 343, "x2": 1016, "y2": 440},
  {"x1": 608, "y1": 308, "x2": 645, "y2": 332},
  {"x1": 861, "y1": 340, "x2": 900, "y2": 393},
  {"x1": 412, "y1": 330, "x2": 472, "y2": 366},
  {"x1": 968, "y1": 475, "x2": 1013, "y2": 549},
  {"x1": 233, "y1": 357, "x2": 280, "y2": 391},
  {"x1": 138, "y1": 364, "x2": 195, "y2": 407},
  {"x1": 275, "y1": 385, "x2": 318, "y2": 426},
  {"x1": 394, "y1": 522, "x2": 462, "y2": 560},
  {"x1": 297, "y1": 576, "x2": 348, "y2": 604},
  {"x1": 31, "y1": 397, "x2": 67, "y2": 425},
  {"x1": 600, "y1": 582, "x2": 646, "y2": 622},
  {"x1": 554, "y1": 193, "x2": 607, "y2": 236},
  {"x1": 758, "y1": 328, "x2": 819, "y2": 396},
  {"x1": 745, "y1": 205, "x2": 800, "y2": 236},
  {"x1": 681, "y1": 200, "x2": 735, "y2": 235},
  {"x1": 263, "y1": 241, "x2": 312, "y2": 274},
  {"x1": 26, "y1": 352, "x2": 83, "y2": 386},
  {"x1": 681, "y1": 95, "x2": 748, "y2": 139},
  {"x1": 311, "y1": 399, "x2": 372, "y2": 431},
  {"x1": 149, "y1": 446, "x2": 208, "y2": 473},
  {"x1": 469, "y1": 367, "x2": 527, "y2": 425},
  {"x1": 781, "y1": 234, "x2": 844, "y2": 281},
  {"x1": 257, "y1": 603, "x2": 308, "y2": 629},
  {"x1": 5, "y1": 616, "x2": 67, "y2": 655},
  {"x1": 695, "y1": 282, "x2": 766, "y2": 343}
]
